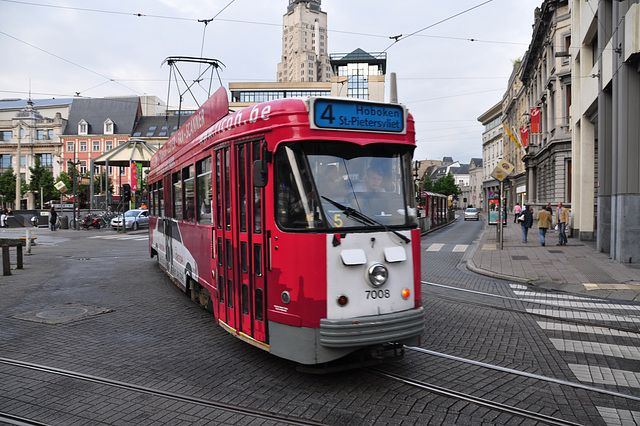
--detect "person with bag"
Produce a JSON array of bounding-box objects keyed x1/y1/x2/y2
[
  {"x1": 513, "y1": 203, "x2": 522, "y2": 223},
  {"x1": 556, "y1": 202, "x2": 569, "y2": 245},
  {"x1": 520, "y1": 205, "x2": 533, "y2": 243},
  {"x1": 537, "y1": 206, "x2": 552, "y2": 246}
]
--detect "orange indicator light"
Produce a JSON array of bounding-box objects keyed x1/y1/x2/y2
[
  {"x1": 402, "y1": 289, "x2": 411, "y2": 299},
  {"x1": 337, "y1": 295, "x2": 349, "y2": 306}
]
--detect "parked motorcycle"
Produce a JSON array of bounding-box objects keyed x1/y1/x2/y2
[{"x1": 82, "y1": 213, "x2": 102, "y2": 229}]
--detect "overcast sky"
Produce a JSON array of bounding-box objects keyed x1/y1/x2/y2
[{"x1": 0, "y1": 0, "x2": 543, "y2": 163}]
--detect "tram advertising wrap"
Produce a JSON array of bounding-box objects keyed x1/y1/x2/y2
[{"x1": 148, "y1": 88, "x2": 424, "y2": 367}]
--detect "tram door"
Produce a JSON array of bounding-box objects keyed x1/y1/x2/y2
[{"x1": 214, "y1": 141, "x2": 267, "y2": 343}]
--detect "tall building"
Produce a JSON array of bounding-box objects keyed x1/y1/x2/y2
[
  {"x1": 277, "y1": 0, "x2": 331, "y2": 83},
  {"x1": 571, "y1": 0, "x2": 640, "y2": 263}
]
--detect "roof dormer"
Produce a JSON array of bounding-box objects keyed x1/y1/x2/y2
[
  {"x1": 78, "y1": 119, "x2": 88, "y2": 136},
  {"x1": 104, "y1": 118, "x2": 114, "y2": 135}
]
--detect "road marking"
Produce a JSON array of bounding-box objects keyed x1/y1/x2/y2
[
  {"x1": 526, "y1": 309, "x2": 640, "y2": 323},
  {"x1": 550, "y1": 339, "x2": 640, "y2": 360},
  {"x1": 452, "y1": 244, "x2": 468, "y2": 252},
  {"x1": 519, "y1": 298, "x2": 640, "y2": 311},
  {"x1": 536, "y1": 321, "x2": 640, "y2": 339},
  {"x1": 426, "y1": 243, "x2": 444, "y2": 252},
  {"x1": 569, "y1": 364, "x2": 640, "y2": 388},
  {"x1": 596, "y1": 407, "x2": 640, "y2": 425}
]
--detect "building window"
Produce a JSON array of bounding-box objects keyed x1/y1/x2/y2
[
  {"x1": 37, "y1": 129, "x2": 45, "y2": 140},
  {"x1": 36, "y1": 153, "x2": 53, "y2": 168},
  {"x1": 104, "y1": 119, "x2": 114, "y2": 135},
  {"x1": 0, "y1": 131, "x2": 12, "y2": 141},
  {"x1": 0, "y1": 154, "x2": 11, "y2": 170},
  {"x1": 105, "y1": 141, "x2": 113, "y2": 151},
  {"x1": 78, "y1": 120, "x2": 88, "y2": 135},
  {"x1": 93, "y1": 141, "x2": 100, "y2": 151},
  {"x1": 79, "y1": 141, "x2": 87, "y2": 152},
  {"x1": 48, "y1": 129, "x2": 53, "y2": 140},
  {"x1": 79, "y1": 161, "x2": 87, "y2": 174},
  {"x1": 67, "y1": 141, "x2": 74, "y2": 152}
]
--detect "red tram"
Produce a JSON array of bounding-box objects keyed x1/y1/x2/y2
[{"x1": 148, "y1": 87, "x2": 425, "y2": 365}]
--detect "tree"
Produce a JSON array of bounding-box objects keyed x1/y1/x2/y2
[
  {"x1": 422, "y1": 177, "x2": 435, "y2": 192},
  {"x1": 0, "y1": 168, "x2": 16, "y2": 204},
  {"x1": 432, "y1": 172, "x2": 461, "y2": 200},
  {"x1": 29, "y1": 157, "x2": 58, "y2": 208}
]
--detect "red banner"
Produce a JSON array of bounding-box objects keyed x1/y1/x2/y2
[
  {"x1": 131, "y1": 161, "x2": 138, "y2": 192},
  {"x1": 530, "y1": 108, "x2": 541, "y2": 133},
  {"x1": 520, "y1": 126, "x2": 529, "y2": 147}
]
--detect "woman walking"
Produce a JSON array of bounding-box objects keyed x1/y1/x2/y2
[{"x1": 520, "y1": 205, "x2": 533, "y2": 243}]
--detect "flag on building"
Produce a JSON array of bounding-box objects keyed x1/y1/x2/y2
[
  {"x1": 530, "y1": 108, "x2": 541, "y2": 133},
  {"x1": 520, "y1": 126, "x2": 529, "y2": 147}
]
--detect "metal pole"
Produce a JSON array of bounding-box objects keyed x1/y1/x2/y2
[
  {"x1": 499, "y1": 180, "x2": 504, "y2": 250},
  {"x1": 15, "y1": 125, "x2": 21, "y2": 209}
]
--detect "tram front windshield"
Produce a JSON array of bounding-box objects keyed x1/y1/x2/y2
[{"x1": 275, "y1": 141, "x2": 417, "y2": 231}]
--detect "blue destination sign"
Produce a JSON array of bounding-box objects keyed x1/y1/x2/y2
[{"x1": 312, "y1": 99, "x2": 405, "y2": 133}]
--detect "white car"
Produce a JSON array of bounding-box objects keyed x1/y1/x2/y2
[
  {"x1": 111, "y1": 209, "x2": 149, "y2": 230},
  {"x1": 464, "y1": 208, "x2": 479, "y2": 221}
]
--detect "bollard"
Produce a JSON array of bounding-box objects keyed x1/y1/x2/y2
[
  {"x1": 2, "y1": 245, "x2": 10, "y2": 276},
  {"x1": 26, "y1": 228, "x2": 32, "y2": 254}
]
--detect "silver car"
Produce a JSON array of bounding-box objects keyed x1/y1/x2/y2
[
  {"x1": 464, "y1": 208, "x2": 479, "y2": 221},
  {"x1": 111, "y1": 209, "x2": 149, "y2": 230}
]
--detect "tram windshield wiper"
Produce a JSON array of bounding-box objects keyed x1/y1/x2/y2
[{"x1": 321, "y1": 196, "x2": 410, "y2": 244}]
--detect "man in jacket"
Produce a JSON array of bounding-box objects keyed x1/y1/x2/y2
[
  {"x1": 556, "y1": 202, "x2": 569, "y2": 245},
  {"x1": 520, "y1": 205, "x2": 534, "y2": 243},
  {"x1": 537, "y1": 206, "x2": 552, "y2": 246}
]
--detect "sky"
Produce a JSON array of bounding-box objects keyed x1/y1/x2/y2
[{"x1": 0, "y1": 0, "x2": 543, "y2": 163}]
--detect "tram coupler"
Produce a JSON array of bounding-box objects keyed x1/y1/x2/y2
[{"x1": 370, "y1": 342, "x2": 404, "y2": 361}]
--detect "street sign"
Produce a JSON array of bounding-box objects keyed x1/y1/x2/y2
[
  {"x1": 491, "y1": 159, "x2": 515, "y2": 182},
  {"x1": 54, "y1": 181, "x2": 67, "y2": 193}
]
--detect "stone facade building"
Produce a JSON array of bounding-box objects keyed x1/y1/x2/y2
[
  {"x1": 571, "y1": 0, "x2": 640, "y2": 263},
  {"x1": 520, "y1": 0, "x2": 572, "y2": 212}
]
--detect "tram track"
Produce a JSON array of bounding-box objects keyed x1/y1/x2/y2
[
  {"x1": 368, "y1": 367, "x2": 582, "y2": 426},
  {"x1": 0, "y1": 357, "x2": 327, "y2": 426},
  {"x1": 421, "y1": 280, "x2": 640, "y2": 333}
]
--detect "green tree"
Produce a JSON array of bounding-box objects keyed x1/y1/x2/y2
[
  {"x1": 0, "y1": 168, "x2": 16, "y2": 204},
  {"x1": 29, "y1": 157, "x2": 58, "y2": 208},
  {"x1": 422, "y1": 177, "x2": 435, "y2": 192},
  {"x1": 433, "y1": 172, "x2": 461, "y2": 200}
]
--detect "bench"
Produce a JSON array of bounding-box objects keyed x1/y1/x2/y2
[{"x1": 0, "y1": 238, "x2": 25, "y2": 276}]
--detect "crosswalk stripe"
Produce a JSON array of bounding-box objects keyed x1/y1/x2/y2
[
  {"x1": 536, "y1": 321, "x2": 640, "y2": 339},
  {"x1": 596, "y1": 407, "x2": 640, "y2": 424},
  {"x1": 569, "y1": 364, "x2": 640, "y2": 388},
  {"x1": 426, "y1": 243, "x2": 444, "y2": 252},
  {"x1": 526, "y1": 309, "x2": 640, "y2": 323},
  {"x1": 550, "y1": 339, "x2": 640, "y2": 360},
  {"x1": 452, "y1": 244, "x2": 468, "y2": 252},
  {"x1": 519, "y1": 298, "x2": 640, "y2": 311}
]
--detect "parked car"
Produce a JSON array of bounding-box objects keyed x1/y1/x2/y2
[
  {"x1": 111, "y1": 209, "x2": 149, "y2": 230},
  {"x1": 464, "y1": 207, "x2": 479, "y2": 221}
]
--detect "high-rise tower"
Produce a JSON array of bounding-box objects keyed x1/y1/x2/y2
[{"x1": 277, "y1": 0, "x2": 331, "y2": 83}]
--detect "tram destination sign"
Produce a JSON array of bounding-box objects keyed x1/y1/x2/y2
[{"x1": 310, "y1": 98, "x2": 406, "y2": 133}]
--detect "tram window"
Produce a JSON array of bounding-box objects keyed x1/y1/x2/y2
[
  {"x1": 226, "y1": 239, "x2": 232, "y2": 269},
  {"x1": 218, "y1": 276, "x2": 224, "y2": 304},
  {"x1": 241, "y1": 241, "x2": 248, "y2": 273},
  {"x1": 253, "y1": 141, "x2": 262, "y2": 234},
  {"x1": 196, "y1": 157, "x2": 212, "y2": 225},
  {"x1": 241, "y1": 284, "x2": 249, "y2": 315},
  {"x1": 255, "y1": 289, "x2": 264, "y2": 321},
  {"x1": 217, "y1": 238, "x2": 223, "y2": 265},
  {"x1": 227, "y1": 279, "x2": 233, "y2": 308},
  {"x1": 224, "y1": 150, "x2": 231, "y2": 230},
  {"x1": 183, "y1": 165, "x2": 195, "y2": 222},
  {"x1": 172, "y1": 172, "x2": 182, "y2": 220},
  {"x1": 238, "y1": 145, "x2": 247, "y2": 233},
  {"x1": 253, "y1": 244, "x2": 262, "y2": 276},
  {"x1": 215, "y1": 151, "x2": 222, "y2": 229},
  {"x1": 171, "y1": 221, "x2": 182, "y2": 243},
  {"x1": 158, "y1": 180, "x2": 164, "y2": 217}
]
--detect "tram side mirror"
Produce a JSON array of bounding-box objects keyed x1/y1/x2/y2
[{"x1": 253, "y1": 160, "x2": 268, "y2": 188}]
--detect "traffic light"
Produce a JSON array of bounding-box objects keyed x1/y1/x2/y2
[{"x1": 122, "y1": 184, "x2": 131, "y2": 202}]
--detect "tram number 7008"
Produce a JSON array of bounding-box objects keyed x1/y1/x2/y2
[{"x1": 365, "y1": 289, "x2": 391, "y2": 299}]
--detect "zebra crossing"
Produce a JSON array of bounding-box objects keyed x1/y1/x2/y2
[
  {"x1": 88, "y1": 233, "x2": 148, "y2": 242},
  {"x1": 424, "y1": 243, "x2": 470, "y2": 253},
  {"x1": 510, "y1": 283, "x2": 640, "y2": 424}
]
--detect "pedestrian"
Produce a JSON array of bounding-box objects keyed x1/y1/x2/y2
[
  {"x1": 556, "y1": 202, "x2": 569, "y2": 245},
  {"x1": 520, "y1": 205, "x2": 533, "y2": 243},
  {"x1": 513, "y1": 203, "x2": 522, "y2": 223},
  {"x1": 49, "y1": 206, "x2": 58, "y2": 231},
  {"x1": 537, "y1": 205, "x2": 552, "y2": 246}
]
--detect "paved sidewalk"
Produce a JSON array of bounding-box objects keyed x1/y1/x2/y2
[{"x1": 467, "y1": 213, "x2": 640, "y2": 302}]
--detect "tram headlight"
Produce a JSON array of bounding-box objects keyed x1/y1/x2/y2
[{"x1": 367, "y1": 264, "x2": 388, "y2": 287}]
